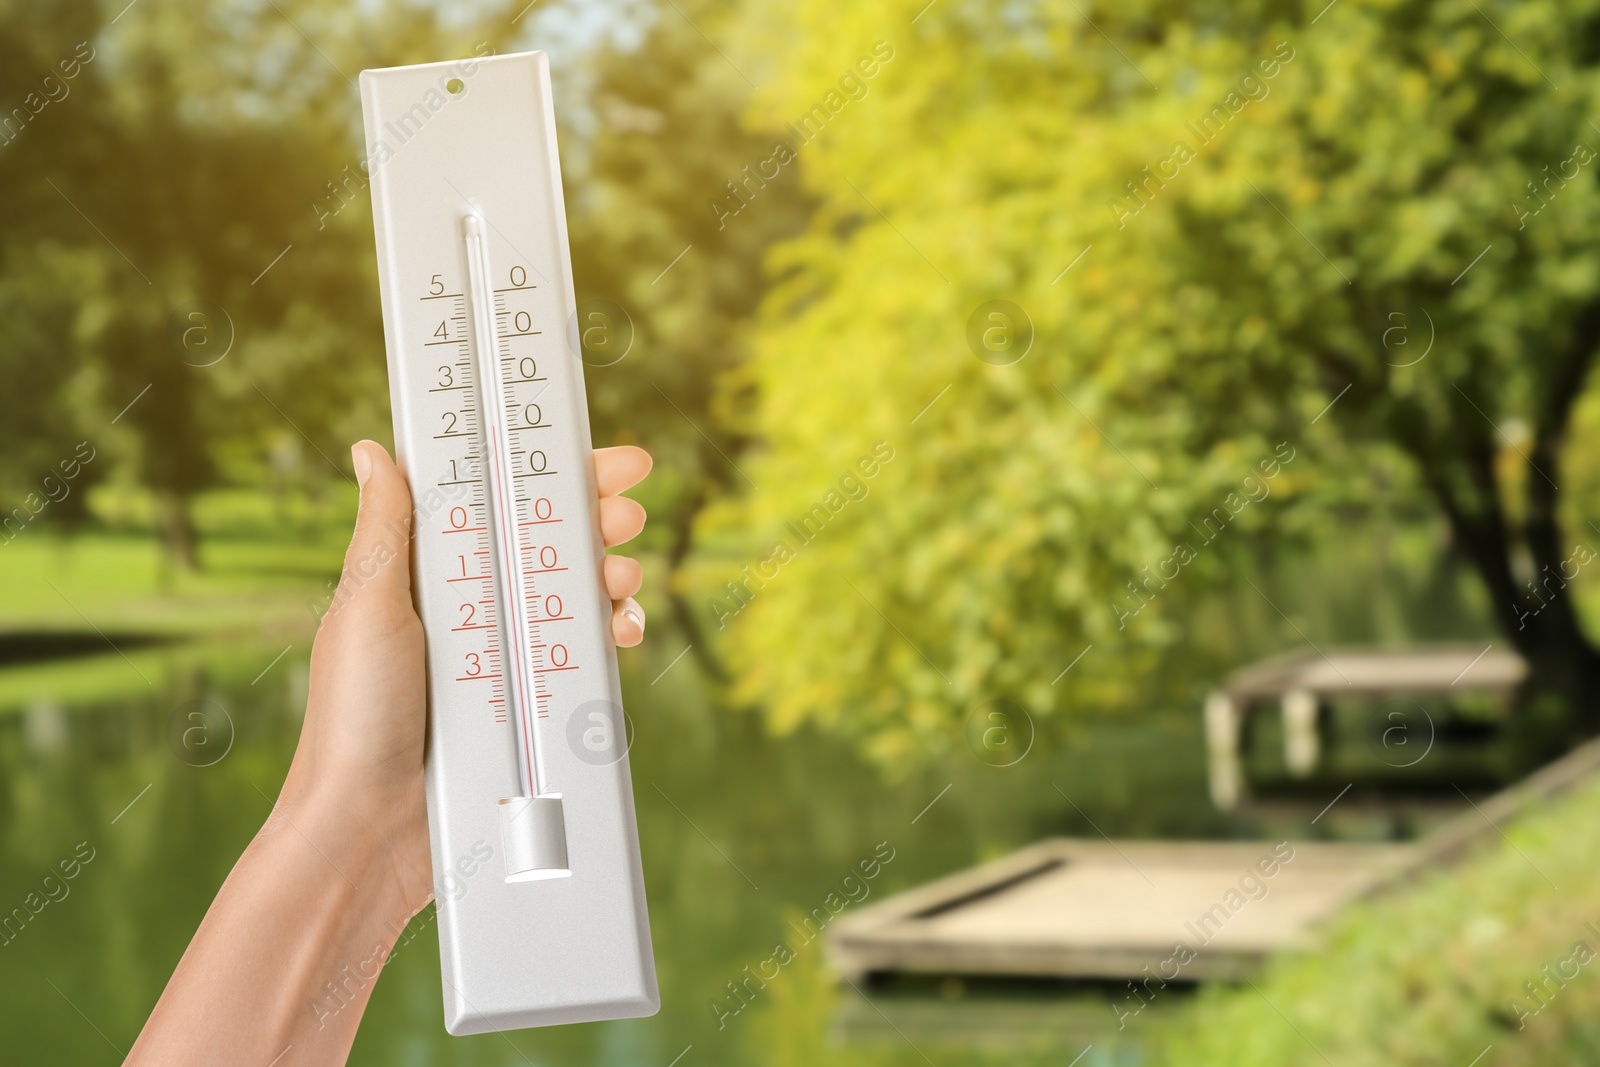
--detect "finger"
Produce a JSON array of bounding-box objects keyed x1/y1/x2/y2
[
  {"x1": 595, "y1": 445, "x2": 652, "y2": 497},
  {"x1": 611, "y1": 596, "x2": 645, "y2": 647},
  {"x1": 603, "y1": 554, "x2": 642, "y2": 601},
  {"x1": 338, "y1": 440, "x2": 414, "y2": 603},
  {"x1": 599, "y1": 495, "x2": 646, "y2": 547}
]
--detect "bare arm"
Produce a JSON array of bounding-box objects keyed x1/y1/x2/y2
[{"x1": 127, "y1": 439, "x2": 652, "y2": 1065}]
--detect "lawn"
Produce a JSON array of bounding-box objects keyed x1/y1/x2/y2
[
  {"x1": 0, "y1": 528, "x2": 341, "y2": 714},
  {"x1": 0, "y1": 489, "x2": 353, "y2": 713},
  {"x1": 0, "y1": 531, "x2": 343, "y2": 636},
  {"x1": 0, "y1": 486, "x2": 356, "y2": 638}
]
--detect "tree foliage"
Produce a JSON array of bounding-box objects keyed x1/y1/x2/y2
[
  {"x1": 567, "y1": 0, "x2": 814, "y2": 651},
  {"x1": 0, "y1": 0, "x2": 801, "y2": 578},
  {"x1": 692, "y1": 0, "x2": 1600, "y2": 764},
  {"x1": 0, "y1": 0, "x2": 465, "y2": 557}
]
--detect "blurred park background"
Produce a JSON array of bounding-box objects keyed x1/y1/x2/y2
[{"x1": 9, "y1": 0, "x2": 1600, "y2": 1063}]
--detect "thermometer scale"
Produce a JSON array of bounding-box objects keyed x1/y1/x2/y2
[{"x1": 361, "y1": 51, "x2": 657, "y2": 1033}]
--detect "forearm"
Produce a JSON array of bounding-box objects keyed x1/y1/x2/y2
[{"x1": 127, "y1": 795, "x2": 418, "y2": 1065}]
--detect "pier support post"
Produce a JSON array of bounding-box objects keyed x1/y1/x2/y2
[
  {"x1": 1283, "y1": 688, "x2": 1319, "y2": 778},
  {"x1": 1205, "y1": 691, "x2": 1243, "y2": 810}
]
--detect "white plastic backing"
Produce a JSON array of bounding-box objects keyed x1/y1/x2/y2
[{"x1": 360, "y1": 50, "x2": 657, "y2": 1035}]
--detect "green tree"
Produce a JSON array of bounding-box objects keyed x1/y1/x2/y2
[
  {"x1": 1, "y1": 0, "x2": 803, "y2": 584},
  {"x1": 691, "y1": 0, "x2": 1600, "y2": 763},
  {"x1": 0, "y1": 1, "x2": 522, "y2": 563},
  {"x1": 567, "y1": 0, "x2": 814, "y2": 660}
]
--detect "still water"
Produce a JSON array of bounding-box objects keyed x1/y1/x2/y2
[{"x1": 0, "y1": 631, "x2": 1369, "y2": 1066}]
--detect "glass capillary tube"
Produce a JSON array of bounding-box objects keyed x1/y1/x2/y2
[{"x1": 464, "y1": 211, "x2": 546, "y2": 800}]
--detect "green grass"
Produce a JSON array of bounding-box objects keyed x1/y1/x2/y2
[
  {"x1": 0, "y1": 487, "x2": 351, "y2": 711},
  {"x1": 0, "y1": 482, "x2": 358, "y2": 629},
  {"x1": 1161, "y1": 775, "x2": 1600, "y2": 1065},
  {"x1": 0, "y1": 524, "x2": 345, "y2": 714},
  {"x1": 0, "y1": 529, "x2": 347, "y2": 637}
]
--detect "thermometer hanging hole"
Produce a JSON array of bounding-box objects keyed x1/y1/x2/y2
[{"x1": 447, "y1": 77, "x2": 465, "y2": 94}]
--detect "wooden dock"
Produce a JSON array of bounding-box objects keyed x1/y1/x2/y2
[
  {"x1": 829, "y1": 735, "x2": 1600, "y2": 984},
  {"x1": 1203, "y1": 644, "x2": 1527, "y2": 808},
  {"x1": 828, "y1": 839, "x2": 1413, "y2": 982}
]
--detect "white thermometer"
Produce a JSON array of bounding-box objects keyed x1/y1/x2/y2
[{"x1": 360, "y1": 51, "x2": 657, "y2": 1034}]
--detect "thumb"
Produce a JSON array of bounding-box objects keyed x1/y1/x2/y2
[{"x1": 337, "y1": 440, "x2": 414, "y2": 605}]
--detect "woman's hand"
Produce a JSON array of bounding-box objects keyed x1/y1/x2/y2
[
  {"x1": 594, "y1": 444, "x2": 653, "y2": 647},
  {"x1": 282, "y1": 440, "x2": 655, "y2": 918},
  {"x1": 128, "y1": 439, "x2": 652, "y2": 1066}
]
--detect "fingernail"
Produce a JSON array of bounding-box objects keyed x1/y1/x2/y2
[
  {"x1": 352, "y1": 443, "x2": 372, "y2": 487},
  {"x1": 622, "y1": 597, "x2": 645, "y2": 634}
]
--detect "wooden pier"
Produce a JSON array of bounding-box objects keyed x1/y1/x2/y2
[
  {"x1": 1203, "y1": 644, "x2": 1527, "y2": 809},
  {"x1": 828, "y1": 838, "x2": 1412, "y2": 982},
  {"x1": 830, "y1": 734, "x2": 1600, "y2": 984}
]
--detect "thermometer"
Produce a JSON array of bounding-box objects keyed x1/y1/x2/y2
[{"x1": 360, "y1": 51, "x2": 657, "y2": 1033}]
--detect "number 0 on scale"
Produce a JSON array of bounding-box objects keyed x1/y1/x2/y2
[{"x1": 361, "y1": 51, "x2": 658, "y2": 1034}]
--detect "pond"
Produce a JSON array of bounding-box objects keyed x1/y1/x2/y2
[{"x1": 0, "y1": 624, "x2": 1479, "y2": 1066}]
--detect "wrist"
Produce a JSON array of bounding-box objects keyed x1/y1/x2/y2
[{"x1": 260, "y1": 777, "x2": 428, "y2": 936}]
